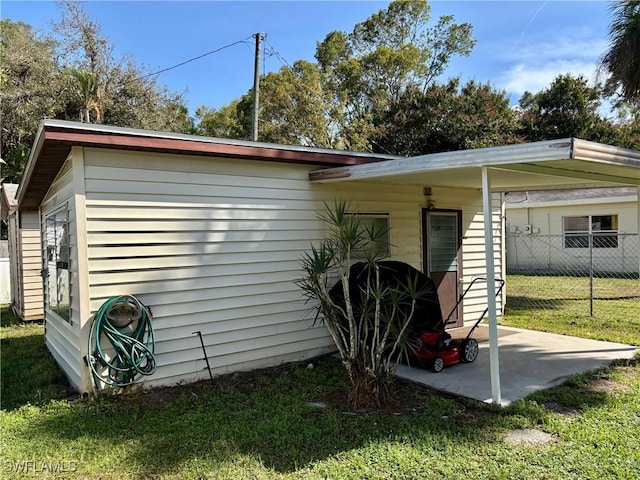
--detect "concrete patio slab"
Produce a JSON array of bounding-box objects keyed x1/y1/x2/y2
[{"x1": 396, "y1": 325, "x2": 638, "y2": 406}]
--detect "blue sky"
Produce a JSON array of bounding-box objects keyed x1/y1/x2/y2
[{"x1": 2, "y1": 1, "x2": 613, "y2": 115}]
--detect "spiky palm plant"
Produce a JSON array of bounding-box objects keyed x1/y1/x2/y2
[
  {"x1": 600, "y1": 1, "x2": 640, "y2": 102},
  {"x1": 298, "y1": 200, "x2": 426, "y2": 409}
]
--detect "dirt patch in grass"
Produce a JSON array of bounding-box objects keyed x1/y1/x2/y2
[
  {"x1": 543, "y1": 402, "x2": 582, "y2": 415},
  {"x1": 92, "y1": 357, "x2": 465, "y2": 417},
  {"x1": 586, "y1": 375, "x2": 631, "y2": 395},
  {"x1": 451, "y1": 406, "x2": 498, "y2": 427},
  {"x1": 313, "y1": 377, "x2": 453, "y2": 416}
]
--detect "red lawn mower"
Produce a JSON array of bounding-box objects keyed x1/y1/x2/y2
[{"x1": 412, "y1": 277, "x2": 505, "y2": 372}]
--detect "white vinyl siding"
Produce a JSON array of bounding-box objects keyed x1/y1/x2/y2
[
  {"x1": 40, "y1": 157, "x2": 83, "y2": 390},
  {"x1": 7, "y1": 214, "x2": 19, "y2": 309},
  {"x1": 81, "y1": 148, "x2": 505, "y2": 388},
  {"x1": 83, "y1": 148, "x2": 336, "y2": 388},
  {"x1": 39, "y1": 146, "x2": 503, "y2": 391},
  {"x1": 19, "y1": 211, "x2": 44, "y2": 320},
  {"x1": 7, "y1": 210, "x2": 44, "y2": 321}
]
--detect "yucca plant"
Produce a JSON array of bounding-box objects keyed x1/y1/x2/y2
[{"x1": 298, "y1": 200, "x2": 427, "y2": 409}]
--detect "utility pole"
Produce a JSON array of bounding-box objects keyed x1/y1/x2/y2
[{"x1": 251, "y1": 33, "x2": 263, "y2": 142}]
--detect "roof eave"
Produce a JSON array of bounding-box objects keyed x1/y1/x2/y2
[
  {"x1": 16, "y1": 119, "x2": 401, "y2": 209},
  {"x1": 310, "y1": 138, "x2": 575, "y2": 183},
  {"x1": 16, "y1": 122, "x2": 47, "y2": 208}
]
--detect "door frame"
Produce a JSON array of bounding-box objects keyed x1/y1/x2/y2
[{"x1": 421, "y1": 208, "x2": 464, "y2": 326}]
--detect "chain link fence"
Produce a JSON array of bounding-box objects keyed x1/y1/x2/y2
[{"x1": 505, "y1": 233, "x2": 640, "y2": 316}]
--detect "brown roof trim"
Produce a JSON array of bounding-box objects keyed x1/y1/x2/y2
[
  {"x1": 17, "y1": 120, "x2": 398, "y2": 209},
  {"x1": 43, "y1": 128, "x2": 389, "y2": 166}
]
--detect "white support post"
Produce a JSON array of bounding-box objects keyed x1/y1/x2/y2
[
  {"x1": 482, "y1": 167, "x2": 502, "y2": 405},
  {"x1": 637, "y1": 186, "x2": 640, "y2": 279}
]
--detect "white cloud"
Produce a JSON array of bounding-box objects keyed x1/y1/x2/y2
[
  {"x1": 500, "y1": 60, "x2": 599, "y2": 95},
  {"x1": 496, "y1": 33, "x2": 609, "y2": 96}
]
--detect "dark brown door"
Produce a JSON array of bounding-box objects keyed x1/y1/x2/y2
[{"x1": 423, "y1": 210, "x2": 463, "y2": 327}]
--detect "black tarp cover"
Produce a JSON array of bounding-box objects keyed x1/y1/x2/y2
[{"x1": 328, "y1": 261, "x2": 444, "y2": 338}]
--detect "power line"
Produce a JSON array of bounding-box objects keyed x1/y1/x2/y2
[
  {"x1": 264, "y1": 39, "x2": 292, "y2": 69},
  {"x1": 137, "y1": 36, "x2": 254, "y2": 80}
]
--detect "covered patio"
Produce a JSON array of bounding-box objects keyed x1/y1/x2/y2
[
  {"x1": 310, "y1": 138, "x2": 640, "y2": 404},
  {"x1": 396, "y1": 325, "x2": 637, "y2": 405}
]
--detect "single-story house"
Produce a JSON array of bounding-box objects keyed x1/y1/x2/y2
[
  {"x1": 505, "y1": 187, "x2": 639, "y2": 275},
  {"x1": 1, "y1": 183, "x2": 44, "y2": 320},
  {"x1": 17, "y1": 120, "x2": 640, "y2": 404}
]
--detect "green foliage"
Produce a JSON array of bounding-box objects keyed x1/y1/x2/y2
[
  {"x1": 600, "y1": 0, "x2": 640, "y2": 103},
  {"x1": 210, "y1": 0, "x2": 475, "y2": 150},
  {"x1": 196, "y1": 98, "x2": 251, "y2": 139},
  {"x1": 1, "y1": 144, "x2": 29, "y2": 184},
  {"x1": 0, "y1": 3, "x2": 193, "y2": 183},
  {"x1": 256, "y1": 61, "x2": 336, "y2": 147},
  {"x1": 517, "y1": 74, "x2": 619, "y2": 143},
  {"x1": 0, "y1": 20, "x2": 63, "y2": 169},
  {"x1": 202, "y1": 1, "x2": 640, "y2": 154},
  {"x1": 374, "y1": 79, "x2": 520, "y2": 155}
]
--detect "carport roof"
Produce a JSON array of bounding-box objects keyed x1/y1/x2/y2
[{"x1": 310, "y1": 138, "x2": 640, "y2": 192}]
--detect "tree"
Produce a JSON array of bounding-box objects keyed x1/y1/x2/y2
[
  {"x1": 206, "y1": 0, "x2": 475, "y2": 150},
  {"x1": 373, "y1": 79, "x2": 520, "y2": 155},
  {"x1": 54, "y1": 1, "x2": 193, "y2": 133},
  {"x1": 196, "y1": 99, "x2": 251, "y2": 139},
  {"x1": 255, "y1": 60, "x2": 336, "y2": 147},
  {"x1": 517, "y1": 74, "x2": 618, "y2": 143},
  {"x1": 1, "y1": 4, "x2": 193, "y2": 184},
  {"x1": 298, "y1": 200, "x2": 428, "y2": 409},
  {"x1": 609, "y1": 101, "x2": 640, "y2": 149},
  {"x1": 0, "y1": 20, "x2": 63, "y2": 175},
  {"x1": 600, "y1": 1, "x2": 640, "y2": 103},
  {"x1": 67, "y1": 67, "x2": 102, "y2": 123},
  {"x1": 315, "y1": 0, "x2": 475, "y2": 151}
]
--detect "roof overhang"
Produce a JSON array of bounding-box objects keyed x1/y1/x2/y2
[
  {"x1": 17, "y1": 120, "x2": 399, "y2": 210},
  {"x1": 1, "y1": 183, "x2": 19, "y2": 222},
  {"x1": 309, "y1": 138, "x2": 640, "y2": 192}
]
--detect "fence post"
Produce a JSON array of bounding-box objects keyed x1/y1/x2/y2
[{"x1": 589, "y1": 232, "x2": 594, "y2": 317}]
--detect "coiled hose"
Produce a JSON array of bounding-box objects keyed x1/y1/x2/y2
[{"x1": 88, "y1": 295, "x2": 156, "y2": 388}]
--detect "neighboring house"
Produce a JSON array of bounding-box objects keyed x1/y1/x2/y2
[
  {"x1": 505, "y1": 187, "x2": 639, "y2": 275},
  {"x1": 16, "y1": 121, "x2": 640, "y2": 403},
  {"x1": 1, "y1": 183, "x2": 44, "y2": 319}
]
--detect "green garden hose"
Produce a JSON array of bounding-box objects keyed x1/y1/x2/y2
[{"x1": 88, "y1": 295, "x2": 156, "y2": 388}]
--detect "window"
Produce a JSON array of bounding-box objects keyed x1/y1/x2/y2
[
  {"x1": 563, "y1": 214, "x2": 618, "y2": 248},
  {"x1": 45, "y1": 208, "x2": 70, "y2": 321},
  {"x1": 350, "y1": 213, "x2": 390, "y2": 258}
]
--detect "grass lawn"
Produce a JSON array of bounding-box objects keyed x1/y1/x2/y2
[
  {"x1": 2, "y1": 296, "x2": 640, "y2": 479},
  {"x1": 503, "y1": 275, "x2": 640, "y2": 346}
]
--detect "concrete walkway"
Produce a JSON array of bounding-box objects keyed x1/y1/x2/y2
[{"x1": 396, "y1": 325, "x2": 638, "y2": 406}]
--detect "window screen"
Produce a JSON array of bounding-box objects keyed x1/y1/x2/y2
[
  {"x1": 350, "y1": 214, "x2": 390, "y2": 258},
  {"x1": 563, "y1": 214, "x2": 618, "y2": 248}
]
